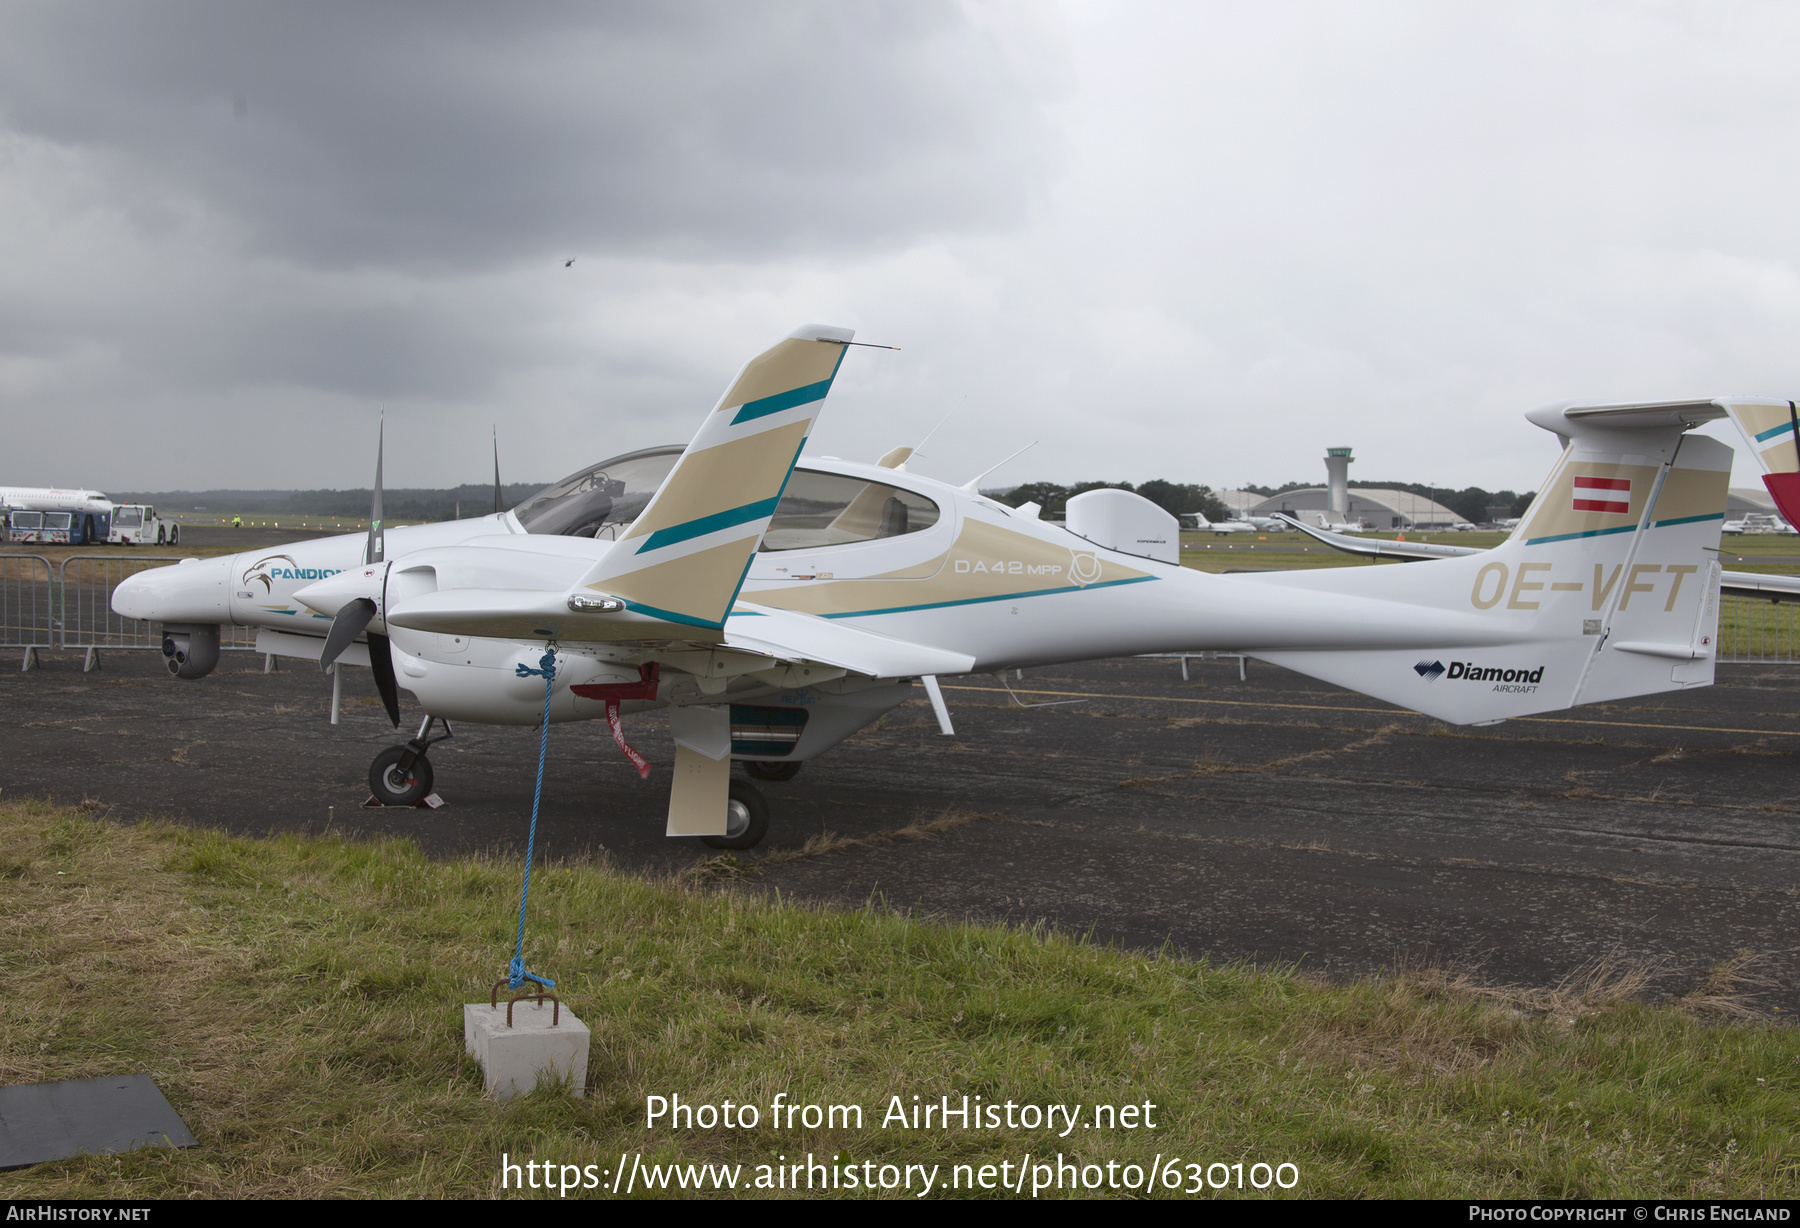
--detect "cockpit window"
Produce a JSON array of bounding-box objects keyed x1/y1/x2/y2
[
  {"x1": 759, "y1": 469, "x2": 940, "y2": 551},
  {"x1": 514, "y1": 446, "x2": 684, "y2": 537}
]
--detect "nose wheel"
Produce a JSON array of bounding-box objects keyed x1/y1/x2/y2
[
  {"x1": 702, "y1": 780, "x2": 770, "y2": 850},
  {"x1": 366, "y1": 715, "x2": 452, "y2": 808},
  {"x1": 743, "y1": 759, "x2": 802, "y2": 782},
  {"x1": 369, "y1": 746, "x2": 434, "y2": 806}
]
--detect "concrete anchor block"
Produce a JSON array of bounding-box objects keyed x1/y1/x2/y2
[{"x1": 463, "y1": 1000, "x2": 590, "y2": 1102}]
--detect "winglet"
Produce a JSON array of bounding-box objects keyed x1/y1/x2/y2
[{"x1": 575, "y1": 326, "x2": 855, "y2": 632}]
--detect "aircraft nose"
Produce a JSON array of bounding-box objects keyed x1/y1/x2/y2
[
  {"x1": 110, "y1": 556, "x2": 232, "y2": 623},
  {"x1": 111, "y1": 568, "x2": 155, "y2": 620}
]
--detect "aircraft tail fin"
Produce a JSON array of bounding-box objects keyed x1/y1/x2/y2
[
  {"x1": 1240, "y1": 399, "x2": 1733, "y2": 723},
  {"x1": 1717, "y1": 397, "x2": 1800, "y2": 526},
  {"x1": 577, "y1": 324, "x2": 854, "y2": 632}
]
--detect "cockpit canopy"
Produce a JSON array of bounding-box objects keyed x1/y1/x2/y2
[
  {"x1": 516, "y1": 446, "x2": 941, "y2": 547},
  {"x1": 513, "y1": 446, "x2": 683, "y2": 538}
]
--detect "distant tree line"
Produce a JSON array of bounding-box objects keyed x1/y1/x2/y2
[
  {"x1": 112, "y1": 484, "x2": 549, "y2": 522},
  {"x1": 991, "y1": 480, "x2": 1231, "y2": 521},
  {"x1": 1239, "y1": 480, "x2": 1536, "y2": 524}
]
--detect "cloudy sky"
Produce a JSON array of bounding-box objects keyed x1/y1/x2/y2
[{"x1": 4, "y1": 1, "x2": 1799, "y2": 496}]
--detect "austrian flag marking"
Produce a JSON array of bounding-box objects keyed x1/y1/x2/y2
[{"x1": 1572, "y1": 476, "x2": 1631, "y2": 514}]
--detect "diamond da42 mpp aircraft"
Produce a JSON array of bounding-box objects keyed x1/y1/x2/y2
[{"x1": 113, "y1": 325, "x2": 1754, "y2": 848}]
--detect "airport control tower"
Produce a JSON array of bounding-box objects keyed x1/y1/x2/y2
[{"x1": 1325, "y1": 447, "x2": 1353, "y2": 520}]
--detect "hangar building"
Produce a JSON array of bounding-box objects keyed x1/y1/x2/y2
[{"x1": 1247, "y1": 487, "x2": 1470, "y2": 530}]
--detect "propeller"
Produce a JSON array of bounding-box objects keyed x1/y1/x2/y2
[
  {"x1": 321, "y1": 598, "x2": 377, "y2": 670},
  {"x1": 366, "y1": 631, "x2": 401, "y2": 726},
  {"x1": 312, "y1": 413, "x2": 402, "y2": 727},
  {"x1": 493, "y1": 426, "x2": 502, "y2": 514}
]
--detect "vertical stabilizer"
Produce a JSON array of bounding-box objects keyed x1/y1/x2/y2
[
  {"x1": 1717, "y1": 398, "x2": 1800, "y2": 527},
  {"x1": 1240, "y1": 399, "x2": 1731, "y2": 723}
]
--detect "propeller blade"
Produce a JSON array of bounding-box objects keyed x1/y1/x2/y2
[
  {"x1": 367, "y1": 413, "x2": 385, "y2": 565},
  {"x1": 320, "y1": 597, "x2": 376, "y2": 672},
  {"x1": 366, "y1": 631, "x2": 401, "y2": 727},
  {"x1": 493, "y1": 427, "x2": 502, "y2": 514}
]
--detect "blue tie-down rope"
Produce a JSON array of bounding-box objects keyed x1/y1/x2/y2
[{"x1": 507, "y1": 646, "x2": 558, "y2": 992}]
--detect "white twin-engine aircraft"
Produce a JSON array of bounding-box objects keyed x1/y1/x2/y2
[{"x1": 113, "y1": 325, "x2": 1761, "y2": 849}]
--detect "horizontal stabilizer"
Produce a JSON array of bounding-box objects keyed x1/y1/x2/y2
[
  {"x1": 725, "y1": 603, "x2": 976, "y2": 678},
  {"x1": 1527, "y1": 398, "x2": 1726, "y2": 438}
]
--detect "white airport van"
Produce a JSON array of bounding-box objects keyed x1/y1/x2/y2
[{"x1": 109, "y1": 505, "x2": 179, "y2": 546}]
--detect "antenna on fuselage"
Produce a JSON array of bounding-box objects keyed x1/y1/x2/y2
[
  {"x1": 367, "y1": 410, "x2": 385, "y2": 565},
  {"x1": 959, "y1": 440, "x2": 1038, "y2": 494},
  {"x1": 909, "y1": 406, "x2": 956, "y2": 465},
  {"x1": 493, "y1": 426, "x2": 502, "y2": 515}
]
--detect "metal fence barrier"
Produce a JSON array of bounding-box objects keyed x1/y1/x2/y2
[
  {"x1": 1140, "y1": 651, "x2": 1249, "y2": 681},
  {"x1": 1717, "y1": 594, "x2": 1800, "y2": 663},
  {"x1": 2, "y1": 555, "x2": 55, "y2": 670}
]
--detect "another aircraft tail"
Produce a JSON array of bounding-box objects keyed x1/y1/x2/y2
[
  {"x1": 1238, "y1": 400, "x2": 1732, "y2": 724},
  {"x1": 577, "y1": 324, "x2": 854, "y2": 631},
  {"x1": 1716, "y1": 397, "x2": 1800, "y2": 526}
]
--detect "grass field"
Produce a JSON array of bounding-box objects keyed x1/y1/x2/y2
[{"x1": 2, "y1": 798, "x2": 1795, "y2": 1199}]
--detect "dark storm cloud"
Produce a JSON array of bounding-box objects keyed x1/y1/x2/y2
[{"x1": 0, "y1": 1, "x2": 1057, "y2": 270}]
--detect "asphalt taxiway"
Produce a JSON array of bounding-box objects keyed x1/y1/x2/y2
[{"x1": 5, "y1": 647, "x2": 1796, "y2": 1010}]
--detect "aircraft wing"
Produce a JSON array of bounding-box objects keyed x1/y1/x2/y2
[
  {"x1": 1273, "y1": 513, "x2": 1482, "y2": 560},
  {"x1": 724, "y1": 603, "x2": 976, "y2": 678},
  {"x1": 1277, "y1": 512, "x2": 1800, "y2": 603},
  {"x1": 1720, "y1": 570, "x2": 1800, "y2": 601}
]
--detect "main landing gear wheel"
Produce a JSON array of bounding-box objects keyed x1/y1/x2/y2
[
  {"x1": 703, "y1": 780, "x2": 769, "y2": 851},
  {"x1": 743, "y1": 760, "x2": 802, "y2": 783},
  {"x1": 369, "y1": 745, "x2": 434, "y2": 807}
]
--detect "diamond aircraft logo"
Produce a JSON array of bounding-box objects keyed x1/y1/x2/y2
[{"x1": 1416, "y1": 660, "x2": 1547, "y2": 686}]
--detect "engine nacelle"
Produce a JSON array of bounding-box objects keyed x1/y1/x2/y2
[{"x1": 162, "y1": 623, "x2": 221, "y2": 679}]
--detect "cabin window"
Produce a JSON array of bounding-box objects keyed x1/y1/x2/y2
[
  {"x1": 758, "y1": 470, "x2": 940, "y2": 552},
  {"x1": 115, "y1": 508, "x2": 143, "y2": 526}
]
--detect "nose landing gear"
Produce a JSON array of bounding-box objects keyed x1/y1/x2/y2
[{"x1": 368, "y1": 714, "x2": 453, "y2": 807}]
